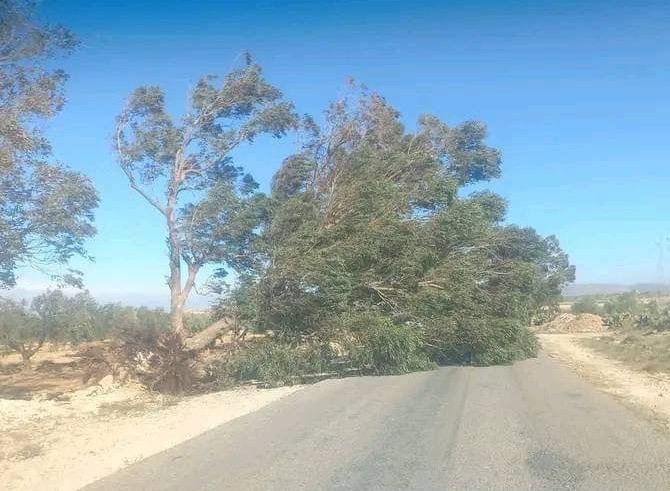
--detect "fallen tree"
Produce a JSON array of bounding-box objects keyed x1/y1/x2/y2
[{"x1": 237, "y1": 85, "x2": 575, "y2": 365}]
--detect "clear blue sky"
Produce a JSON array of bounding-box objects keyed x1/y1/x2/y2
[{"x1": 16, "y1": 0, "x2": 670, "y2": 306}]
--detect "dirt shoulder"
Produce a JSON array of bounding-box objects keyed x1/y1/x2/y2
[
  {"x1": 539, "y1": 333, "x2": 670, "y2": 427},
  {"x1": 0, "y1": 383, "x2": 301, "y2": 491}
]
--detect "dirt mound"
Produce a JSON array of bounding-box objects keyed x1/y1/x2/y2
[{"x1": 538, "y1": 313, "x2": 606, "y2": 333}]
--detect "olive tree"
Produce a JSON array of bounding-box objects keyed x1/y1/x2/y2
[
  {"x1": 114, "y1": 59, "x2": 296, "y2": 343},
  {"x1": 0, "y1": 297, "x2": 42, "y2": 370}
]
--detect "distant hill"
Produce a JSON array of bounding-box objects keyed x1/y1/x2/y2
[{"x1": 563, "y1": 283, "x2": 670, "y2": 298}]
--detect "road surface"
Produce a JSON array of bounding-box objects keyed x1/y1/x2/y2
[{"x1": 85, "y1": 354, "x2": 670, "y2": 490}]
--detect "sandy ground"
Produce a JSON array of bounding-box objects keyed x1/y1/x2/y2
[
  {"x1": 0, "y1": 383, "x2": 301, "y2": 491},
  {"x1": 539, "y1": 333, "x2": 670, "y2": 427}
]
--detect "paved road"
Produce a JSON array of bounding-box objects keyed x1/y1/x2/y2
[{"x1": 85, "y1": 354, "x2": 670, "y2": 490}]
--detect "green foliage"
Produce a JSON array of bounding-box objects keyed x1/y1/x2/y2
[
  {"x1": 207, "y1": 339, "x2": 336, "y2": 387},
  {"x1": 425, "y1": 317, "x2": 538, "y2": 366},
  {"x1": 95, "y1": 303, "x2": 169, "y2": 336},
  {"x1": 32, "y1": 290, "x2": 97, "y2": 343},
  {"x1": 603, "y1": 293, "x2": 641, "y2": 317},
  {"x1": 236, "y1": 87, "x2": 574, "y2": 367},
  {"x1": 574, "y1": 292, "x2": 670, "y2": 331},
  {"x1": 184, "y1": 312, "x2": 213, "y2": 334},
  {"x1": 114, "y1": 57, "x2": 297, "y2": 333},
  {"x1": 344, "y1": 313, "x2": 434, "y2": 374},
  {"x1": 0, "y1": 0, "x2": 98, "y2": 288},
  {"x1": 597, "y1": 293, "x2": 641, "y2": 329},
  {"x1": 571, "y1": 297, "x2": 602, "y2": 315},
  {"x1": 0, "y1": 297, "x2": 43, "y2": 363},
  {"x1": 206, "y1": 314, "x2": 434, "y2": 387},
  {"x1": 637, "y1": 301, "x2": 670, "y2": 330},
  {"x1": 0, "y1": 290, "x2": 184, "y2": 365}
]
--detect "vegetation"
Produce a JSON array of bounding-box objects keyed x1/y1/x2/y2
[
  {"x1": 0, "y1": 0, "x2": 98, "y2": 288},
  {"x1": 345, "y1": 313, "x2": 434, "y2": 375},
  {"x1": 0, "y1": 297, "x2": 43, "y2": 369},
  {"x1": 217, "y1": 87, "x2": 574, "y2": 372},
  {"x1": 206, "y1": 339, "x2": 338, "y2": 388},
  {"x1": 569, "y1": 292, "x2": 670, "y2": 331},
  {"x1": 205, "y1": 313, "x2": 434, "y2": 388},
  {"x1": 583, "y1": 331, "x2": 670, "y2": 374},
  {"x1": 114, "y1": 56, "x2": 296, "y2": 337},
  {"x1": 571, "y1": 296, "x2": 602, "y2": 315},
  {"x1": 0, "y1": 5, "x2": 577, "y2": 392},
  {"x1": 0, "y1": 290, "x2": 210, "y2": 370}
]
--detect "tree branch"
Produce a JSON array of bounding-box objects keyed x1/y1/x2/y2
[{"x1": 115, "y1": 119, "x2": 167, "y2": 216}]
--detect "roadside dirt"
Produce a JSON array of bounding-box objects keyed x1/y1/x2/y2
[
  {"x1": 539, "y1": 333, "x2": 670, "y2": 427},
  {"x1": 0, "y1": 379, "x2": 300, "y2": 491}
]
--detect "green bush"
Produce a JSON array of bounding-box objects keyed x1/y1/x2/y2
[
  {"x1": 603, "y1": 293, "x2": 640, "y2": 317},
  {"x1": 632, "y1": 300, "x2": 670, "y2": 330},
  {"x1": 571, "y1": 297, "x2": 602, "y2": 315},
  {"x1": 345, "y1": 313, "x2": 434, "y2": 375}
]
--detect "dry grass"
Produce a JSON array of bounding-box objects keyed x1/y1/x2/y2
[{"x1": 581, "y1": 330, "x2": 670, "y2": 374}]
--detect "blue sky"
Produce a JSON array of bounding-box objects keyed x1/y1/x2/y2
[{"x1": 15, "y1": 0, "x2": 670, "y2": 306}]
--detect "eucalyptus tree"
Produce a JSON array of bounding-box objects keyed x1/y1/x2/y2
[
  {"x1": 256, "y1": 86, "x2": 574, "y2": 363},
  {"x1": 114, "y1": 60, "x2": 296, "y2": 340},
  {"x1": 0, "y1": 0, "x2": 99, "y2": 288}
]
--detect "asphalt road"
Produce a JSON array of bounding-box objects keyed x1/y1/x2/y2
[{"x1": 85, "y1": 354, "x2": 670, "y2": 490}]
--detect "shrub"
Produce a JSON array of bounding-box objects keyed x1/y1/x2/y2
[
  {"x1": 345, "y1": 313, "x2": 434, "y2": 375},
  {"x1": 531, "y1": 305, "x2": 559, "y2": 325},
  {"x1": 571, "y1": 297, "x2": 602, "y2": 315},
  {"x1": 636, "y1": 301, "x2": 670, "y2": 331}
]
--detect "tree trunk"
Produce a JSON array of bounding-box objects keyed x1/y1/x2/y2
[
  {"x1": 20, "y1": 347, "x2": 33, "y2": 372},
  {"x1": 163, "y1": 183, "x2": 229, "y2": 349},
  {"x1": 166, "y1": 206, "x2": 185, "y2": 335},
  {"x1": 183, "y1": 318, "x2": 233, "y2": 351}
]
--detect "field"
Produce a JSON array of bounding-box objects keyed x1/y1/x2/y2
[
  {"x1": 0, "y1": 343, "x2": 95, "y2": 400},
  {"x1": 0, "y1": 341, "x2": 298, "y2": 491}
]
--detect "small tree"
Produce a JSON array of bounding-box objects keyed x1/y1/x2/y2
[
  {"x1": 114, "y1": 59, "x2": 296, "y2": 341},
  {"x1": 32, "y1": 289, "x2": 98, "y2": 344},
  {"x1": 0, "y1": 297, "x2": 43, "y2": 370},
  {"x1": 0, "y1": 0, "x2": 98, "y2": 288}
]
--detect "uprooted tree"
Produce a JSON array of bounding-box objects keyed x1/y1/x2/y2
[
  {"x1": 0, "y1": 0, "x2": 98, "y2": 288},
  {"x1": 114, "y1": 58, "x2": 297, "y2": 349},
  {"x1": 231, "y1": 85, "x2": 575, "y2": 365}
]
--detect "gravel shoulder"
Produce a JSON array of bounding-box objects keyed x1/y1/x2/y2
[
  {"x1": 539, "y1": 332, "x2": 670, "y2": 427},
  {"x1": 0, "y1": 383, "x2": 301, "y2": 491}
]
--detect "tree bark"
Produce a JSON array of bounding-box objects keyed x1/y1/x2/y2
[
  {"x1": 20, "y1": 348, "x2": 33, "y2": 372},
  {"x1": 183, "y1": 318, "x2": 232, "y2": 351},
  {"x1": 166, "y1": 201, "x2": 185, "y2": 335}
]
